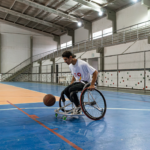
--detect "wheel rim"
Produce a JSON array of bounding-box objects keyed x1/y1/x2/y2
[{"x1": 80, "y1": 88, "x2": 107, "y2": 120}]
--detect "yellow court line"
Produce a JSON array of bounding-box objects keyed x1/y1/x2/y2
[{"x1": 0, "y1": 83, "x2": 60, "y2": 105}]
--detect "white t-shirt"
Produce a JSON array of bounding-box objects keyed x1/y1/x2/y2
[{"x1": 69, "y1": 59, "x2": 96, "y2": 82}]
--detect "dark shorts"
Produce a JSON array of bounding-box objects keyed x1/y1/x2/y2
[{"x1": 61, "y1": 82, "x2": 87, "y2": 106}]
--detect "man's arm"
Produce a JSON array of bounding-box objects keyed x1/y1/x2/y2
[
  {"x1": 88, "y1": 70, "x2": 98, "y2": 89},
  {"x1": 70, "y1": 76, "x2": 76, "y2": 84}
]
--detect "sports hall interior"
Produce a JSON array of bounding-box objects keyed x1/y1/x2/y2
[{"x1": 0, "y1": 0, "x2": 150, "y2": 149}]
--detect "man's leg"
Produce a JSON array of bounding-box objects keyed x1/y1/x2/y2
[
  {"x1": 61, "y1": 82, "x2": 79, "y2": 102},
  {"x1": 69, "y1": 82, "x2": 85, "y2": 107}
]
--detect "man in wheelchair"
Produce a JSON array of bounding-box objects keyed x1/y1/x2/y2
[{"x1": 61, "y1": 51, "x2": 98, "y2": 114}]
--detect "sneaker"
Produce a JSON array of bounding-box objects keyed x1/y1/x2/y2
[{"x1": 73, "y1": 107, "x2": 82, "y2": 115}]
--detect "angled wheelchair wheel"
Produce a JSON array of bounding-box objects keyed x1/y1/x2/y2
[
  {"x1": 59, "y1": 97, "x2": 75, "y2": 112},
  {"x1": 80, "y1": 88, "x2": 107, "y2": 120}
]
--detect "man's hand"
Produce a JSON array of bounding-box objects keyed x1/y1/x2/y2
[
  {"x1": 70, "y1": 76, "x2": 75, "y2": 85},
  {"x1": 88, "y1": 85, "x2": 95, "y2": 90}
]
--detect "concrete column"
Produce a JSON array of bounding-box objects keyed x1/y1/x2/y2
[
  {"x1": 142, "y1": 0, "x2": 150, "y2": 23},
  {"x1": 50, "y1": 58, "x2": 55, "y2": 83},
  {"x1": 106, "y1": 10, "x2": 116, "y2": 34},
  {"x1": 67, "y1": 29, "x2": 75, "y2": 46},
  {"x1": 96, "y1": 47, "x2": 104, "y2": 71},
  {"x1": 30, "y1": 36, "x2": 33, "y2": 81},
  {"x1": 148, "y1": 36, "x2": 150, "y2": 44},
  {"x1": 142, "y1": 0, "x2": 150, "y2": 6},
  {"x1": 38, "y1": 61, "x2": 42, "y2": 82},
  {"x1": 83, "y1": 20, "x2": 92, "y2": 39},
  {"x1": 53, "y1": 35, "x2": 60, "y2": 50},
  {"x1": 30, "y1": 36, "x2": 33, "y2": 63},
  {"x1": 0, "y1": 34, "x2": 1, "y2": 73}
]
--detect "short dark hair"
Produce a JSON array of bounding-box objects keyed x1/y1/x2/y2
[{"x1": 62, "y1": 51, "x2": 76, "y2": 58}]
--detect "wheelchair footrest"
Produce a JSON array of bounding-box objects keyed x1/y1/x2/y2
[{"x1": 54, "y1": 109, "x2": 84, "y2": 116}]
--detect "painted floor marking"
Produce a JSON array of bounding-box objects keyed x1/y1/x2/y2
[
  {"x1": 1, "y1": 107, "x2": 150, "y2": 111},
  {"x1": 7, "y1": 101, "x2": 83, "y2": 150}
]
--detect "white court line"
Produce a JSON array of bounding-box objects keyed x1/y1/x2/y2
[
  {"x1": 1, "y1": 107, "x2": 150, "y2": 111},
  {"x1": 0, "y1": 108, "x2": 18, "y2": 110}
]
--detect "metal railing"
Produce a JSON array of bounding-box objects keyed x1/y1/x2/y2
[
  {"x1": 23, "y1": 49, "x2": 150, "y2": 91},
  {"x1": 2, "y1": 20, "x2": 150, "y2": 81}
]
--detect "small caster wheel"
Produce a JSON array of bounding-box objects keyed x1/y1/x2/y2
[
  {"x1": 62, "y1": 116, "x2": 67, "y2": 120},
  {"x1": 55, "y1": 113, "x2": 58, "y2": 117}
]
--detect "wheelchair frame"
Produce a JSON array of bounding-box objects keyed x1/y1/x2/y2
[{"x1": 54, "y1": 82, "x2": 107, "y2": 121}]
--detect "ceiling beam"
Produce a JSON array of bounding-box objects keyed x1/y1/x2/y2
[
  {"x1": 0, "y1": 6, "x2": 67, "y2": 31},
  {"x1": 50, "y1": 3, "x2": 82, "y2": 25},
  {"x1": 14, "y1": 0, "x2": 35, "y2": 23},
  {"x1": 55, "y1": 0, "x2": 70, "y2": 10},
  {"x1": 16, "y1": 0, "x2": 81, "y2": 22},
  {"x1": 71, "y1": 0, "x2": 104, "y2": 12},
  {"x1": 25, "y1": 0, "x2": 70, "y2": 26},
  {"x1": 24, "y1": 0, "x2": 51, "y2": 27},
  {"x1": 66, "y1": 3, "x2": 82, "y2": 14},
  {"x1": 4, "y1": 0, "x2": 16, "y2": 20},
  {"x1": 0, "y1": 19, "x2": 54, "y2": 37}
]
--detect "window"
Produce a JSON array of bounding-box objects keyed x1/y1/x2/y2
[
  {"x1": 93, "y1": 31, "x2": 102, "y2": 39},
  {"x1": 61, "y1": 41, "x2": 72, "y2": 49},
  {"x1": 67, "y1": 41, "x2": 72, "y2": 47},
  {"x1": 103, "y1": 27, "x2": 112, "y2": 37},
  {"x1": 61, "y1": 43, "x2": 66, "y2": 49}
]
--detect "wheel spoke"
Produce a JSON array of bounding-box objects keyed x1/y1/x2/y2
[{"x1": 81, "y1": 89, "x2": 106, "y2": 120}]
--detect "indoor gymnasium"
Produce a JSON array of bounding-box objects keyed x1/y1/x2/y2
[{"x1": 0, "y1": 0, "x2": 150, "y2": 149}]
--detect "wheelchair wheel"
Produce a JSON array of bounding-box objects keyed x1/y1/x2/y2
[
  {"x1": 80, "y1": 88, "x2": 107, "y2": 120},
  {"x1": 59, "y1": 97, "x2": 75, "y2": 112}
]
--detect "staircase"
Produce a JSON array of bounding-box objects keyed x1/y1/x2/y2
[
  {"x1": 1, "y1": 20, "x2": 150, "y2": 82},
  {"x1": 3, "y1": 64, "x2": 33, "y2": 82}
]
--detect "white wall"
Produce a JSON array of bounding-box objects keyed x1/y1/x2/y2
[
  {"x1": 80, "y1": 50, "x2": 99, "y2": 59},
  {"x1": 88, "y1": 58, "x2": 98, "y2": 71},
  {"x1": 105, "y1": 39, "x2": 150, "y2": 56},
  {"x1": 59, "y1": 28, "x2": 88, "y2": 48},
  {"x1": 75, "y1": 27, "x2": 89, "y2": 43},
  {"x1": 1, "y1": 33, "x2": 31, "y2": 73},
  {"x1": 60, "y1": 27, "x2": 89, "y2": 45},
  {"x1": 117, "y1": 2, "x2": 148, "y2": 30},
  {"x1": 104, "y1": 39, "x2": 150, "y2": 70},
  {"x1": 60, "y1": 34, "x2": 72, "y2": 44},
  {"x1": 92, "y1": 17, "x2": 112, "y2": 33},
  {"x1": 0, "y1": 23, "x2": 39, "y2": 36},
  {"x1": 33, "y1": 36, "x2": 57, "y2": 56},
  {"x1": 0, "y1": 22, "x2": 57, "y2": 73},
  {"x1": 42, "y1": 60, "x2": 53, "y2": 66}
]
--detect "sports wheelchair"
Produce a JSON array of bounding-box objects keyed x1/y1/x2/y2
[{"x1": 54, "y1": 82, "x2": 107, "y2": 121}]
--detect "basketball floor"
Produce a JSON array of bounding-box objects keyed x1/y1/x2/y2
[{"x1": 0, "y1": 82, "x2": 150, "y2": 150}]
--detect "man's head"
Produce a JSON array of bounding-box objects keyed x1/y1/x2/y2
[{"x1": 62, "y1": 51, "x2": 76, "y2": 65}]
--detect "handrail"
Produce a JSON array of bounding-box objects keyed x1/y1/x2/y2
[
  {"x1": 117, "y1": 19, "x2": 150, "y2": 32},
  {"x1": 2, "y1": 19, "x2": 150, "y2": 81}
]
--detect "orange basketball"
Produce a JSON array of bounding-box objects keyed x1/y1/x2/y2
[{"x1": 43, "y1": 94, "x2": 56, "y2": 106}]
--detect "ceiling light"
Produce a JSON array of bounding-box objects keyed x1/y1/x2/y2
[
  {"x1": 99, "y1": 11, "x2": 103, "y2": 16},
  {"x1": 133, "y1": 0, "x2": 137, "y2": 2},
  {"x1": 77, "y1": 22, "x2": 82, "y2": 27}
]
